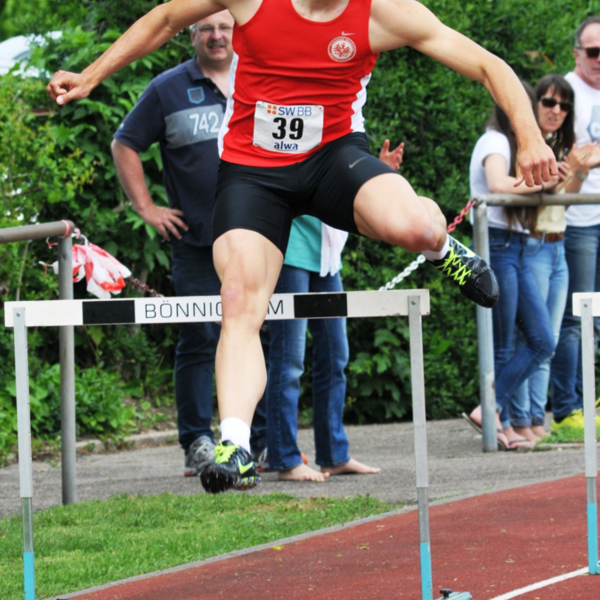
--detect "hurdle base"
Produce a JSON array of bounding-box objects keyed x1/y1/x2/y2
[{"x1": 436, "y1": 590, "x2": 472, "y2": 600}]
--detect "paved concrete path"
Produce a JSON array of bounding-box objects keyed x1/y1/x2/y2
[{"x1": 0, "y1": 418, "x2": 587, "y2": 518}]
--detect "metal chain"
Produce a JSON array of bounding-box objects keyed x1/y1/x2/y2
[
  {"x1": 379, "y1": 200, "x2": 476, "y2": 291},
  {"x1": 128, "y1": 277, "x2": 164, "y2": 298}
]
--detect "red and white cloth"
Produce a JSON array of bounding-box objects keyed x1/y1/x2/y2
[{"x1": 51, "y1": 239, "x2": 131, "y2": 299}]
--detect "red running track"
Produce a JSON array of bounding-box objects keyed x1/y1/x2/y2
[{"x1": 66, "y1": 475, "x2": 599, "y2": 600}]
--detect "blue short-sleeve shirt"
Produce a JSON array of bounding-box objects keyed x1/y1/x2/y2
[{"x1": 114, "y1": 58, "x2": 226, "y2": 247}]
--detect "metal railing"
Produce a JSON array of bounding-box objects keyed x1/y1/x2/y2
[
  {"x1": 0, "y1": 220, "x2": 77, "y2": 504},
  {"x1": 471, "y1": 193, "x2": 600, "y2": 452}
]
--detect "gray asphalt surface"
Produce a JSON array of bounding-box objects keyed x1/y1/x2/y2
[{"x1": 0, "y1": 416, "x2": 589, "y2": 518}]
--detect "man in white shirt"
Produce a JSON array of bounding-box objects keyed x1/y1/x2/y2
[{"x1": 551, "y1": 16, "x2": 600, "y2": 433}]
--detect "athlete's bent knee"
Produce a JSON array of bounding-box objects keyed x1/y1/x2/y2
[
  {"x1": 219, "y1": 279, "x2": 267, "y2": 328},
  {"x1": 385, "y1": 221, "x2": 440, "y2": 253}
]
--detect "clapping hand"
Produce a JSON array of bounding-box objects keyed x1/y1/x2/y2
[{"x1": 379, "y1": 140, "x2": 404, "y2": 171}]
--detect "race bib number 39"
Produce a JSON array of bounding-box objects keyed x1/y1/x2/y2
[{"x1": 253, "y1": 102, "x2": 324, "y2": 154}]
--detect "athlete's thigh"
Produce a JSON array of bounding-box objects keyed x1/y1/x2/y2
[
  {"x1": 213, "y1": 160, "x2": 297, "y2": 255},
  {"x1": 353, "y1": 172, "x2": 436, "y2": 247},
  {"x1": 307, "y1": 134, "x2": 395, "y2": 234}
]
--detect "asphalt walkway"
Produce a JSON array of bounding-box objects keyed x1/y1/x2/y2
[{"x1": 0, "y1": 417, "x2": 589, "y2": 518}]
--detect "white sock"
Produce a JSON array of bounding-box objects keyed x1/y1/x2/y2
[
  {"x1": 220, "y1": 417, "x2": 251, "y2": 452},
  {"x1": 422, "y1": 234, "x2": 450, "y2": 262}
]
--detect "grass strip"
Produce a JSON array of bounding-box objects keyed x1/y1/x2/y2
[
  {"x1": 542, "y1": 423, "x2": 600, "y2": 444},
  {"x1": 0, "y1": 491, "x2": 399, "y2": 600}
]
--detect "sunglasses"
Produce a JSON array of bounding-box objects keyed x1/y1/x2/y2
[
  {"x1": 577, "y1": 46, "x2": 600, "y2": 59},
  {"x1": 540, "y1": 97, "x2": 572, "y2": 112}
]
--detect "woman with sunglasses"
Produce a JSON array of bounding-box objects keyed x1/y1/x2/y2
[
  {"x1": 510, "y1": 75, "x2": 594, "y2": 441},
  {"x1": 467, "y1": 82, "x2": 562, "y2": 451}
]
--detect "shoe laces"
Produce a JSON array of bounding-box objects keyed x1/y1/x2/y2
[
  {"x1": 215, "y1": 442, "x2": 238, "y2": 464},
  {"x1": 437, "y1": 249, "x2": 472, "y2": 285}
]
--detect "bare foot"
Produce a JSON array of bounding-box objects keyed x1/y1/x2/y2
[
  {"x1": 278, "y1": 464, "x2": 329, "y2": 482},
  {"x1": 513, "y1": 426, "x2": 538, "y2": 442},
  {"x1": 321, "y1": 458, "x2": 381, "y2": 475},
  {"x1": 531, "y1": 425, "x2": 548, "y2": 440}
]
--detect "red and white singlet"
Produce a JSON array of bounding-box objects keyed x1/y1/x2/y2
[{"x1": 218, "y1": 0, "x2": 379, "y2": 167}]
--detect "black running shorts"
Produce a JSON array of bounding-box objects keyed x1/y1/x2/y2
[{"x1": 212, "y1": 132, "x2": 398, "y2": 254}]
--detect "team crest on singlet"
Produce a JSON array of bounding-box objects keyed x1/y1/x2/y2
[{"x1": 328, "y1": 37, "x2": 356, "y2": 62}]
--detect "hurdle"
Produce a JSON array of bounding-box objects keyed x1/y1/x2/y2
[
  {"x1": 573, "y1": 293, "x2": 600, "y2": 576},
  {"x1": 5, "y1": 289, "x2": 470, "y2": 600}
]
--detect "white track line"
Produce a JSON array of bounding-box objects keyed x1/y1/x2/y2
[{"x1": 487, "y1": 567, "x2": 589, "y2": 600}]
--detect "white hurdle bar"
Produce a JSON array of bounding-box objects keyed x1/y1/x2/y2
[
  {"x1": 573, "y1": 293, "x2": 600, "y2": 576},
  {"x1": 5, "y1": 289, "x2": 468, "y2": 600}
]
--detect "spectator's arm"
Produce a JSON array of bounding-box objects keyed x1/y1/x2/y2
[{"x1": 111, "y1": 139, "x2": 188, "y2": 241}]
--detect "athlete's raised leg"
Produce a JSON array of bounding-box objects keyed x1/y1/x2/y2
[
  {"x1": 200, "y1": 228, "x2": 283, "y2": 494},
  {"x1": 353, "y1": 173, "x2": 499, "y2": 308},
  {"x1": 353, "y1": 173, "x2": 447, "y2": 251}
]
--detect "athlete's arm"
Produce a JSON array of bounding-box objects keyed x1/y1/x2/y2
[
  {"x1": 369, "y1": 0, "x2": 557, "y2": 187},
  {"x1": 46, "y1": 0, "x2": 244, "y2": 105}
]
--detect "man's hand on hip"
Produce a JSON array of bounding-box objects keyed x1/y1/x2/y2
[{"x1": 139, "y1": 204, "x2": 188, "y2": 241}]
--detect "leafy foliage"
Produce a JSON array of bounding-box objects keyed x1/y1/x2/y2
[{"x1": 0, "y1": 362, "x2": 134, "y2": 464}]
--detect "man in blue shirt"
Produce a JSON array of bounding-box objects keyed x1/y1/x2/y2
[{"x1": 112, "y1": 10, "x2": 266, "y2": 477}]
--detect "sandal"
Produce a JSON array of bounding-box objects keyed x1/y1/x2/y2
[
  {"x1": 498, "y1": 434, "x2": 535, "y2": 452},
  {"x1": 461, "y1": 412, "x2": 482, "y2": 434}
]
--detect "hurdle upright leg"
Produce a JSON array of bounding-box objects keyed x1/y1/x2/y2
[
  {"x1": 14, "y1": 308, "x2": 36, "y2": 599},
  {"x1": 408, "y1": 296, "x2": 433, "y2": 600},
  {"x1": 580, "y1": 298, "x2": 599, "y2": 575},
  {"x1": 409, "y1": 297, "x2": 472, "y2": 600}
]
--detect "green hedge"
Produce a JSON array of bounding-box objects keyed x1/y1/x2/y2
[{"x1": 1, "y1": 0, "x2": 600, "y2": 457}]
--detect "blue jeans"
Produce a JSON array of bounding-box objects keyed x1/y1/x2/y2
[
  {"x1": 489, "y1": 228, "x2": 555, "y2": 428},
  {"x1": 513, "y1": 237, "x2": 568, "y2": 426},
  {"x1": 266, "y1": 265, "x2": 350, "y2": 470},
  {"x1": 170, "y1": 242, "x2": 267, "y2": 452},
  {"x1": 551, "y1": 224, "x2": 600, "y2": 421}
]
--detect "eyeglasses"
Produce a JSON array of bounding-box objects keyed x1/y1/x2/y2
[
  {"x1": 197, "y1": 25, "x2": 233, "y2": 35},
  {"x1": 576, "y1": 46, "x2": 600, "y2": 59},
  {"x1": 540, "y1": 97, "x2": 572, "y2": 112}
]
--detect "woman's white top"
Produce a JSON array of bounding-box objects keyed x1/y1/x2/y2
[{"x1": 469, "y1": 129, "x2": 526, "y2": 232}]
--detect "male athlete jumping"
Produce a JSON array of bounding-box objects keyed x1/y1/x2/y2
[{"x1": 47, "y1": 0, "x2": 557, "y2": 494}]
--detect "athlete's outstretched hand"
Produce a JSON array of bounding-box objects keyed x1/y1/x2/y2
[
  {"x1": 379, "y1": 140, "x2": 404, "y2": 171},
  {"x1": 46, "y1": 71, "x2": 94, "y2": 106},
  {"x1": 514, "y1": 138, "x2": 558, "y2": 187}
]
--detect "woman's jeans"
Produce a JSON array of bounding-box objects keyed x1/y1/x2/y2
[
  {"x1": 512, "y1": 236, "x2": 568, "y2": 426},
  {"x1": 489, "y1": 228, "x2": 555, "y2": 429},
  {"x1": 266, "y1": 265, "x2": 350, "y2": 470},
  {"x1": 551, "y1": 224, "x2": 600, "y2": 421}
]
